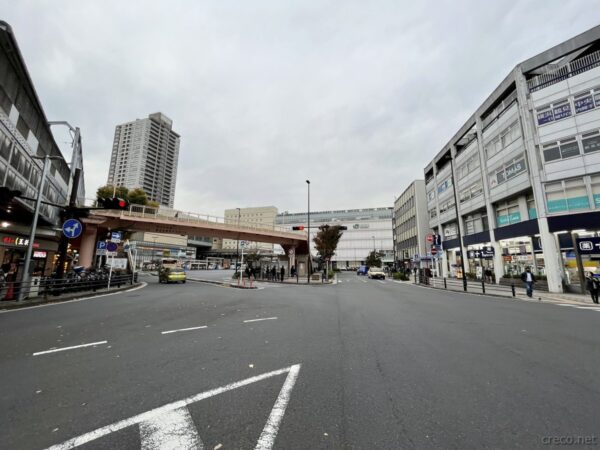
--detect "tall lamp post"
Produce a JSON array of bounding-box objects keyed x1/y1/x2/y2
[
  {"x1": 235, "y1": 207, "x2": 241, "y2": 274},
  {"x1": 449, "y1": 155, "x2": 467, "y2": 292},
  {"x1": 306, "y1": 180, "x2": 310, "y2": 284},
  {"x1": 18, "y1": 155, "x2": 63, "y2": 301}
]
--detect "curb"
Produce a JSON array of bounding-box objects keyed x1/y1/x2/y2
[
  {"x1": 0, "y1": 282, "x2": 146, "y2": 311},
  {"x1": 187, "y1": 278, "x2": 258, "y2": 289}
]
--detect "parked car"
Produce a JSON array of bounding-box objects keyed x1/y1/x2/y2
[
  {"x1": 159, "y1": 267, "x2": 187, "y2": 284},
  {"x1": 367, "y1": 267, "x2": 385, "y2": 279},
  {"x1": 357, "y1": 265, "x2": 369, "y2": 276}
]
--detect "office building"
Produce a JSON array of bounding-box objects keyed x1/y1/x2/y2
[
  {"x1": 424, "y1": 25, "x2": 600, "y2": 293},
  {"x1": 0, "y1": 21, "x2": 77, "y2": 281},
  {"x1": 107, "y1": 112, "x2": 180, "y2": 208},
  {"x1": 393, "y1": 180, "x2": 430, "y2": 269},
  {"x1": 222, "y1": 206, "x2": 278, "y2": 253},
  {"x1": 276, "y1": 207, "x2": 393, "y2": 268}
]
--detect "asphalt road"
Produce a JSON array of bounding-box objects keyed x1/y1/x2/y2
[{"x1": 1, "y1": 271, "x2": 599, "y2": 449}]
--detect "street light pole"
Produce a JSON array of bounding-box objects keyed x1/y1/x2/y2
[
  {"x1": 306, "y1": 180, "x2": 310, "y2": 284},
  {"x1": 449, "y1": 156, "x2": 468, "y2": 292},
  {"x1": 235, "y1": 207, "x2": 241, "y2": 275},
  {"x1": 18, "y1": 155, "x2": 57, "y2": 301}
]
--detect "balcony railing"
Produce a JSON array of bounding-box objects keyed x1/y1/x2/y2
[{"x1": 527, "y1": 49, "x2": 600, "y2": 93}]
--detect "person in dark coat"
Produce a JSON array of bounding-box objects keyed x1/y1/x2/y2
[
  {"x1": 280, "y1": 266, "x2": 285, "y2": 282},
  {"x1": 271, "y1": 266, "x2": 276, "y2": 281},
  {"x1": 585, "y1": 272, "x2": 599, "y2": 304},
  {"x1": 520, "y1": 267, "x2": 536, "y2": 298}
]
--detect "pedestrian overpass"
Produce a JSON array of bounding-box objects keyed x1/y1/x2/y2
[{"x1": 78, "y1": 204, "x2": 308, "y2": 267}]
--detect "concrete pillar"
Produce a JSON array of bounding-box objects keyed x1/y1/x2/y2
[
  {"x1": 79, "y1": 224, "x2": 98, "y2": 268},
  {"x1": 441, "y1": 249, "x2": 449, "y2": 278},
  {"x1": 538, "y1": 218, "x2": 563, "y2": 293},
  {"x1": 492, "y1": 241, "x2": 504, "y2": 284}
]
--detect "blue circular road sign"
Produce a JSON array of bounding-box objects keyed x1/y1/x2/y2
[
  {"x1": 62, "y1": 219, "x2": 83, "y2": 239},
  {"x1": 106, "y1": 242, "x2": 118, "y2": 252}
]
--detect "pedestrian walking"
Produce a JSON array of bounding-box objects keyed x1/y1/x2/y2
[
  {"x1": 585, "y1": 272, "x2": 599, "y2": 304},
  {"x1": 280, "y1": 266, "x2": 285, "y2": 282},
  {"x1": 271, "y1": 266, "x2": 276, "y2": 281},
  {"x1": 291, "y1": 265, "x2": 296, "y2": 277},
  {"x1": 520, "y1": 267, "x2": 536, "y2": 298}
]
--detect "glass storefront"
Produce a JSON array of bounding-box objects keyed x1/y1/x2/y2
[{"x1": 499, "y1": 238, "x2": 545, "y2": 277}]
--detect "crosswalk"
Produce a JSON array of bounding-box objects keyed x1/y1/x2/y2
[{"x1": 557, "y1": 304, "x2": 600, "y2": 312}]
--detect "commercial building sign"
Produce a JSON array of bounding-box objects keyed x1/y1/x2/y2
[
  {"x1": 552, "y1": 103, "x2": 572, "y2": 120},
  {"x1": 536, "y1": 109, "x2": 554, "y2": 125},
  {"x1": 504, "y1": 158, "x2": 526, "y2": 180},
  {"x1": 2, "y1": 236, "x2": 40, "y2": 248},
  {"x1": 467, "y1": 246, "x2": 495, "y2": 259},
  {"x1": 576, "y1": 237, "x2": 600, "y2": 255},
  {"x1": 574, "y1": 95, "x2": 595, "y2": 114}
]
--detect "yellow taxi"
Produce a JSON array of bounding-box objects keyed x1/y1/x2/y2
[{"x1": 159, "y1": 267, "x2": 187, "y2": 284}]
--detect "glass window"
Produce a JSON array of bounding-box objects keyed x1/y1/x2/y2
[
  {"x1": 536, "y1": 106, "x2": 554, "y2": 125},
  {"x1": 564, "y1": 178, "x2": 590, "y2": 210},
  {"x1": 558, "y1": 139, "x2": 580, "y2": 159},
  {"x1": 595, "y1": 91, "x2": 600, "y2": 108},
  {"x1": 582, "y1": 131, "x2": 600, "y2": 154},
  {"x1": 0, "y1": 161, "x2": 6, "y2": 185},
  {"x1": 543, "y1": 143, "x2": 561, "y2": 162},
  {"x1": 574, "y1": 91, "x2": 595, "y2": 113},
  {"x1": 0, "y1": 133, "x2": 12, "y2": 161},
  {"x1": 591, "y1": 175, "x2": 600, "y2": 208},
  {"x1": 545, "y1": 182, "x2": 567, "y2": 213}
]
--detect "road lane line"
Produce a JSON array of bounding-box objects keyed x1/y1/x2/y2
[
  {"x1": 45, "y1": 364, "x2": 301, "y2": 450},
  {"x1": 243, "y1": 317, "x2": 278, "y2": 323},
  {"x1": 139, "y1": 406, "x2": 203, "y2": 449},
  {"x1": 33, "y1": 341, "x2": 108, "y2": 356},
  {"x1": 377, "y1": 280, "x2": 386, "y2": 284},
  {"x1": 161, "y1": 326, "x2": 207, "y2": 335},
  {"x1": 255, "y1": 363, "x2": 301, "y2": 450},
  {"x1": 361, "y1": 280, "x2": 367, "y2": 283}
]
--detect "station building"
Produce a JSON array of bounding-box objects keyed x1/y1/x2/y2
[{"x1": 424, "y1": 25, "x2": 600, "y2": 293}]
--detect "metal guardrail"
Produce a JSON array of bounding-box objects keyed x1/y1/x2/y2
[
  {"x1": 527, "y1": 49, "x2": 600, "y2": 92},
  {"x1": 1, "y1": 273, "x2": 134, "y2": 302},
  {"x1": 416, "y1": 274, "x2": 547, "y2": 298},
  {"x1": 88, "y1": 203, "x2": 305, "y2": 236}
]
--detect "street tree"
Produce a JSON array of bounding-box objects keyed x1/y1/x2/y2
[
  {"x1": 128, "y1": 188, "x2": 149, "y2": 205},
  {"x1": 366, "y1": 250, "x2": 383, "y2": 268},
  {"x1": 313, "y1": 225, "x2": 344, "y2": 278},
  {"x1": 96, "y1": 184, "x2": 128, "y2": 200}
]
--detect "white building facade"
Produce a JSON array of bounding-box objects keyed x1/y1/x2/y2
[
  {"x1": 222, "y1": 206, "x2": 278, "y2": 253},
  {"x1": 277, "y1": 208, "x2": 393, "y2": 268},
  {"x1": 394, "y1": 180, "x2": 430, "y2": 269},
  {"x1": 424, "y1": 25, "x2": 600, "y2": 293},
  {"x1": 107, "y1": 112, "x2": 180, "y2": 208}
]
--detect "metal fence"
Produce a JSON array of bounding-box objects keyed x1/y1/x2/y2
[
  {"x1": 416, "y1": 274, "x2": 545, "y2": 298},
  {"x1": 1, "y1": 273, "x2": 134, "y2": 302},
  {"x1": 527, "y1": 49, "x2": 600, "y2": 92}
]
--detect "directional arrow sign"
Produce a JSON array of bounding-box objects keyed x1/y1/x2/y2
[{"x1": 45, "y1": 364, "x2": 301, "y2": 450}]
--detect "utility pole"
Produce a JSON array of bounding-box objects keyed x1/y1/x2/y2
[
  {"x1": 18, "y1": 155, "x2": 61, "y2": 301},
  {"x1": 449, "y1": 156, "x2": 468, "y2": 292},
  {"x1": 306, "y1": 180, "x2": 310, "y2": 284},
  {"x1": 235, "y1": 207, "x2": 241, "y2": 275}
]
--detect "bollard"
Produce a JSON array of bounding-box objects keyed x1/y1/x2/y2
[
  {"x1": 511, "y1": 283, "x2": 516, "y2": 297},
  {"x1": 444, "y1": 278, "x2": 447, "y2": 289},
  {"x1": 481, "y1": 279, "x2": 485, "y2": 294}
]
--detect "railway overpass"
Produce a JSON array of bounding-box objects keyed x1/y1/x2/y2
[{"x1": 79, "y1": 204, "x2": 308, "y2": 267}]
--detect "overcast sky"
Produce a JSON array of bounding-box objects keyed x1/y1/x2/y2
[{"x1": 3, "y1": 1, "x2": 599, "y2": 216}]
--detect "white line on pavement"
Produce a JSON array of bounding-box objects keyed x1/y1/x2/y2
[
  {"x1": 243, "y1": 317, "x2": 278, "y2": 323},
  {"x1": 377, "y1": 280, "x2": 386, "y2": 284},
  {"x1": 33, "y1": 341, "x2": 108, "y2": 356},
  {"x1": 45, "y1": 364, "x2": 301, "y2": 450},
  {"x1": 0, "y1": 283, "x2": 148, "y2": 314},
  {"x1": 139, "y1": 405, "x2": 203, "y2": 449},
  {"x1": 361, "y1": 280, "x2": 367, "y2": 283},
  {"x1": 255, "y1": 363, "x2": 301, "y2": 450},
  {"x1": 161, "y1": 326, "x2": 207, "y2": 335}
]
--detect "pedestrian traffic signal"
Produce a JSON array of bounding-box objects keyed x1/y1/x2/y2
[
  {"x1": 292, "y1": 226, "x2": 305, "y2": 230},
  {"x1": 97, "y1": 197, "x2": 129, "y2": 210}
]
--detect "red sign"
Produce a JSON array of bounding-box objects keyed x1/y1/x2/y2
[
  {"x1": 2, "y1": 236, "x2": 40, "y2": 248},
  {"x1": 426, "y1": 234, "x2": 434, "y2": 243},
  {"x1": 430, "y1": 246, "x2": 438, "y2": 255}
]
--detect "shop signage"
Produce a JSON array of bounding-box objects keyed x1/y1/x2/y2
[
  {"x1": 505, "y1": 158, "x2": 526, "y2": 180},
  {"x1": 33, "y1": 251, "x2": 47, "y2": 258},
  {"x1": 536, "y1": 109, "x2": 554, "y2": 125},
  {"x1": 2, "y1": 236, "x2": 40, "y2": 248},
  {"x1": 576, "y1": 237, "x2": 600, "y2": 255},
  {"x1": 107, "y1": 258, "x2": 128, "y2": 270},
  {"x1": 110, "y1": 231, "x2": 122, "y2": 243},
  {"x1": 468, "y1": 246, "x2": 495, "y2": 259},
  {"x1": 503, "y1": 255, "x2": 512, "y2": 262},
  {"x1": 574, "y1": 95, "x2": 594, "y2": 114},
  {"x1": 553, "y1": 103, "x2": 572, "y2": 120}
]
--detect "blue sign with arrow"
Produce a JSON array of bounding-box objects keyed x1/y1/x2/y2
[{"x1": 62, "y1": 219, "x2": 83, "y2": 239}]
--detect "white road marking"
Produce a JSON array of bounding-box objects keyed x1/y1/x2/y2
[
  {"x1": 377, "y1": 280, "x2": 386, "y2": 284},
  {"x1": 33, "y1": 341, "x2": 108, "y2": 356},
  {"x1": 361, "y1": 280, "x2": 367, "y2": 283},
  {"x1": 45, "y1": 364, "x2": 301, "y2": 450},
  {"x1": 255, "y1": 363, "x2": 301, "y2": 450},
  {"x1": 0, "y1": 283, "x2": 148, "y2": 314},
  {"x1": 161, "y1": 326, "x2": 207, "y2": 335},
  {"x1": 243, "y1": 317, "x2": 278, "y2": 323},
  {"x1": 139, "y1": 406, "x2": 203, "y2": 449}
]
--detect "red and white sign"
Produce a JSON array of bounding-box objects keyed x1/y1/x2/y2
[
  {"x1": 426, "y1": 234, "x2": 434, "y2": 243},
  {"x1": 430, "y1": 246, "x2": 438, "y2": 256}
]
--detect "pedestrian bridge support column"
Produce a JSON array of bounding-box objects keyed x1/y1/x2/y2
[{"x1": 79, "y1": 217, "x2": 105, "y2": 268}]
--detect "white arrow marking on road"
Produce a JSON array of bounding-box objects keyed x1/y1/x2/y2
[
  {"x1": 139, "y1": 406, "x2": 203, "y2": 449},
  {"x1": 161, "y1": 326, "x2": 207, "y2": 335},
  {"x1": 45, "y1": 364, "x2": 301, "y2": 450},
  {"x1": 33, "y1": 341, "x2": 108, "y2": 356},
  {"x1": 243, "y1": 317, "x2": 278, "y2": 323}
]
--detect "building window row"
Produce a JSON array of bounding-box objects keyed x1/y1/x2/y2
[
  {"x1": 544, "y1": 174, "x2": 600, "y2": 213},
  {"x1": 536, "y1": 86, "x2": 600, "y2": 126},
  {"x1": 541, "y1": 128, "x2": 600, "y2": 163},
  {"x1": 484, "y1": 120, "x2": 521, "y2": 158},
  {"x1": 437, "y1": 177, "x2": 452, "y2": 195},
  {"x1": 459, "y1": 180, "x2": 483, "y2": 204},
  {"x1": 495, "y1": 199, "x2": 521, "y2": 227},
  {"x1": 456, "y1": 153, "x2": 481, "y2": 179},
  {"x1": 464, "y1": 212, "x2": 488, "y2": 235},
  {"x1": 439, "y1": 198, "x2": 456, "y2": 214}
]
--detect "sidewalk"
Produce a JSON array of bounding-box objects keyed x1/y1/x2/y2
[{"x1": 0, "y1": 282, "x2": 144, "y2": 311}]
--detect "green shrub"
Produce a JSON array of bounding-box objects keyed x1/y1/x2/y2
[{"x1": 393, "y1": 272, "x2": 410, "y2": 281}]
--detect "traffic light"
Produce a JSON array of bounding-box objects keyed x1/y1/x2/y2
[
  {"x1": 97, "y1": 197, "x2": 129, "y2": 210},
  {"x1": 292, "y1": 225, "x2": 305, "y2": 231}
]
